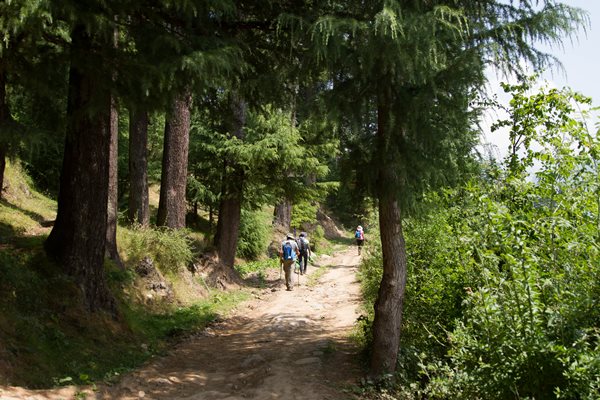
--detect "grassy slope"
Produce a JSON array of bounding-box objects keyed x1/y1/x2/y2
[{"x1": 0, "y1": 162, "x2": 246, "y2": 388}]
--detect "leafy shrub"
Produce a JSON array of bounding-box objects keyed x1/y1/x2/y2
[
  {"x1": 122, "y1": 226, "x2": 194, "y2": 273},
  {"x1": 291, "y1": 200, "x2": 318, "y2": 229},
  {"x1": 357, "y1": 80, "x2": 600, "y2": 399},
  {"x1": 236, "y1": 209, "x2": 269, "y2": 260},
  {"x1": 234, "y1": 258, "x2": 278, "y2": 278}
]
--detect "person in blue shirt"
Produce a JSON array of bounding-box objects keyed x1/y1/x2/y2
[{"x1": 279, "y1": 233, "x2": 299, "y2": 291}]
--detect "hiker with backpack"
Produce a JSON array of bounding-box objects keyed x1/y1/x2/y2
[
  {"x1": 355, "y1": 225, "x2": 365, "y2": 255},
  {"x1": 296, "y1": 232, "x2": 311, "y2": 275},
  {"x1": 280, "y1": 233, "x2": 300, "y2": 291}
]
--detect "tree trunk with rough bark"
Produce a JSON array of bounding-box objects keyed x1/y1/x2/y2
[
  {"x1": 214, "y1": 94, "x2": 246, "y2": 268},
  {"x1": 157, "y1": 90, "x2": 192, "y2": 229},
  {"x1": 370, "y1": 178, "x2": 407, "y2": 376},
  {"x1": 214, "y1": 181, "x2": 243, "y2": 267},
  {"x1": 273, "y1": 200, "x2": 292, "y2": 229},
  {"x1": 0, "y1": 65, "x2": 10, "y2": 199},
  {"x1": 105, "y1": 23, "x2": 122, "y2": 267},
  {"x1": 128, "y1": 109, "x2": 150, "y2": 226},
  {"x1": 0, "y1": 144, "x2": 5, "y2": 198},
  {"x1": 44, "y1": 25, "x2": 115, "y2": 313},
  {"x1": 369, "y1": 86, "x2": 408, "y2": 377},
  {"x1": 105, "y1": 93, "x2": 122, "y2": 267}
]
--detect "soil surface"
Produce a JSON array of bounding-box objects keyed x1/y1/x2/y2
[{"x1": 0, "y1": 248, "x2": 365, "y2": 399}]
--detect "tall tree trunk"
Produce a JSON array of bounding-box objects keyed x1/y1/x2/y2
[
  {"x1": 369, "y1": 86, "x2": 408, "y2": 377},
  {"x1": 273, "y1": 200, "x2": 292, "y2": 229},
  {"x1": 214, "y1": 93, "x2": 246, "y2": 268},
  {"x1": 105, "y1": 22, "x2": 122, "y2": 266},
  {"x1": 0, "y1": 144, "x2": 5, "y2": 198},
  {"x1": 128, "y1": 109, "x2": 150, "y2": 226},
  {"x1": 214, "y1": 178, "x2": 243, "y2": 267},
  {"x1": 44, "y1": 25, "x2": 115, "y2": 313},
  {"x1": 157, "y1": 90, "x2": 192, "y2": 229},
  {"x1": 271, "y1": 86, "x2": 298, "y2": 230},
  {"x1": 0, "y1": 65, "x2": 10, "y2": 199},
  {"x1": 105, "y1": 93, "x2": 122, "y2": 266},
  {"x1": 370, "y1": 177, "x2": 407, "y2": 376}
]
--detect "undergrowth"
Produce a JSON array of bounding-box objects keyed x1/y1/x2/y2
[
  {"x1": 0, "y1": 162, "x2": 247, "y2": 388},
  {"x1": 234, "y1": 257, "x2": 279, "y2": 279},
  {"x1": 118, "y1": 225, "x2": 194, "y2": 274}
]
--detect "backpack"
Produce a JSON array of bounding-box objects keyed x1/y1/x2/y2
[
  {"x1": 355, "y1": 230, "x2": 362, "y2": 239},
  {"x1": 282, "y1": 241, "x2": 294, "y2": 260},
  {"x1": 298, "y1": 237, "x2": 308, "y2": 252}
]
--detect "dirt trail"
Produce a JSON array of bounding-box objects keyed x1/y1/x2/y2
[{"x1": 1, "y1": 248, "x2": 364, "y2": 400}]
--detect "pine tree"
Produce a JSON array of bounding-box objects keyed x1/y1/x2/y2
[
  {"x1": 307, "y1": 0, "x2": 587, "y2": 377},
  {"x1": 106, "y1": 25, "x2": 122, "y2": 267},
  {"x1": 128, "y1": 108, "x2": 150, "y2": 226},
  {"x1": 0, "y1": 67, "x2": 10, "y2": 198},
  {"x1": 213, "y1": 92, "x2": 246, "y2": 266},
  {"x1": 157, "y1": 89, "x2": 193, "y2": 229},
  {"x1": 45, "y1": 22, "x2": 116, "y2": 313}
]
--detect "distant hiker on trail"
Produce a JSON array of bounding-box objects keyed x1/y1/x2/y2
[
  {"x1": 296, "y1": 232, "x2": 311, "y2": 275},
  {"x1": 355, "y1": 225, "x2": 365, "y2": 255},
  {"x1": 280, "y1": 233, "x2": 300, "y2": 291}
]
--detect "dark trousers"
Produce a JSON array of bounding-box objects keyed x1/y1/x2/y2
[{"x1": 298, "y1": 251, "x2": 309, "y2": 273}]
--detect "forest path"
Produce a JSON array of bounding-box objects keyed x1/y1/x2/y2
[{"x1": 2, "y1": 247, "x2": 364, "y2": 399}]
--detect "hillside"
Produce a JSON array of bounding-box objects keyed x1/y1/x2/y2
[{"x1": 0, "y1": 162, "x2": 260, "y2": 388}]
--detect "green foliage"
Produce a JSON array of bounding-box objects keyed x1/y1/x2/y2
[
  {"x1": 0, "y1": 163, "x2": 247, "y2": 388},
  {"x1": 234, "y1": 257, "x2": 278, "y2": 279},
  {"x1": 120, "y1": 225, "x2": 194, "y2": 273},
  {"x1": 290, "y1": 200, "x2": 318, "y2": 229},
  {"x1": 236, "y1": 209, "x2": 270, "y2": 260},
  {"x1": 357, "y1": 241, "x2": 382, "y2": 317},
  {"x1": 357, "y1": 80, "x2": 600, "y2": 399},
  {"x1": 420, "y1": 81, "x2": 600, "y2": 400},
  {"x1": 123, "y1": 302, "x2": 216, "y2": 343},
  {"x1": 312, "y1": 225, "x2": 325, "y2": 243},
  {"x1": 0, "y1": 247, "x2": 144, "y2": 388},
  {"x1": 0, "y1": 161, "x2": 56, "y2": 234}
]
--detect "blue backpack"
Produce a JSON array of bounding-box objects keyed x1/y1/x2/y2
[
  {"x1": 355, "y1": 230, "x2": 362, "y2": 239},
  {"x1": 282, "y1": 241, "x2": 294, "y2": 260}
]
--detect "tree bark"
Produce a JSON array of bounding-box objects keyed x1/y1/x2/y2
[
  {"x1": 0, "y1": 144, "x2": 5, "y2": 198},
  {"x1": 157, "y1": 90, "x2": 192, "y2": 229},
  {"x1": 369, "y1": 85, "x2": 408, "y2": 377},
  {"x1": 273, "y1": 200, "x2": 292, "y2": 229},
  {"x1": 0, "y1": 65, "x2": 9, "y2": 199},
  {"x1": 370, "y1": 180, "x2": 407, "y2": 376},
  {"x1": 105, "y1": 93, "x2": 122, "y2": 267},
  {"x1": 214, "y1": 93, "x2": 246, "y2": 268},
  {"x1": 128, "y1": 109, "x2": 150, "y2": 226},
  {"x1": 214, "y1": 182, "x2": 243, "y2": 267},
  {"x1": 44, "y1": 24, "x2": 115, "y2": 313},
  {"x1": 105, "y1": 22, "x2": 122, "y2": 267}
]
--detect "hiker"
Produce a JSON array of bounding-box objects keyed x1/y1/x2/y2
[
  {"x1": 280, "y1": 233, "x2": 300, "y2": 291},
  {"x1": 296, "y1": 232, "x2": 311, "y2": 275},
  {"x1": 355, "y1": 225, "x2": 365, "y2": 255}
]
